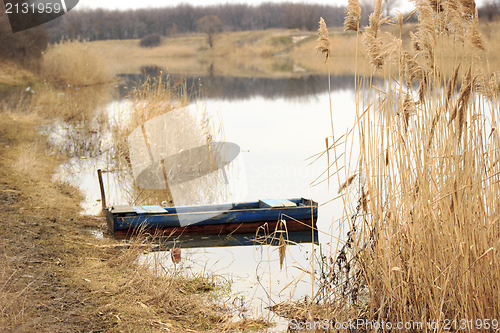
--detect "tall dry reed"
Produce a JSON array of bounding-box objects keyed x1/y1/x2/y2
[{"x1": 301, "y1": 0, "x2": 500, "y2": 329}]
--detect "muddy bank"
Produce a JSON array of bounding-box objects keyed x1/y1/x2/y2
[{"x1": 0, "y1": 112, "x2": 114, "y2": 331}]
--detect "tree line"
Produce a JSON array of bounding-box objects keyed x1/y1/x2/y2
[{"x1": 46, "y1": 3, "x2": 353, "y2": 41}]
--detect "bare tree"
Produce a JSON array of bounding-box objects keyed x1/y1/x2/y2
[
  {"x1": 196, "y1": 15, "x2": 222, "y2": 48},
  {"x1": 139, "y1": 34, "x2": 161, "y2": 48}
]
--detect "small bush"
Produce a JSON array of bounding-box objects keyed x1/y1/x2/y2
[
  {"x1": 41, "y1": 39, "x2": 113, "y2": 86},
  {"x1": 139, "y1": 34, "x2": 161, "y2": 48}
]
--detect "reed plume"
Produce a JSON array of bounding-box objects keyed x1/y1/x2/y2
[
  {"x1": 402, "y1": 51, "x2": 424, "y2": 86},
  {"x1": 361, "y1": 187, "x2": 369, "y2": 213},
  {"x1": 449, "y1": 66, "x2": 473, "y2": 134},
  {"x1": 316, "y1": 17, "x2": 337, "y2": 178},
  {"x1": 443, "y1": 0, "x2": 465, "y2": 40},
  {"x1": 344, "y1": 0, "x2": 361, "y2": 32},
  {"x1": 411, "y1": 1, "x2": 437, "y2": 70},
  {"x1": 427, "y1": 109, "x2": 440, "y2": 150},
  {"x1": 338, "y1": 174, "x2": 357, "y2": 194},
  {"x1": 363, "y1": 0, "x2": 385, "y2": 69},
  {"x1": 400, "y1": 93, "x2": 415, "y2": 132},
  {"x1": 418, "y1": 73, "x2": 429, "y2": 102},
  {"x1": 446, "y1": 64, "x2": 461, "y2": 109},
  {"x1": 277, "y1": 220, "x2": 287, "y2": 270},
  {"x1": 469, "y1": 14, "x2": 485, "y2": 50},
  {"x1": 460, "y1": 0, "x2": 476, "y2": 17},
  {"x1": 486, "y1": 73, "x2": 499, "y2": 101},
  {"x1": 316, "y1": 17, "x2": 331, "y2": 61},
  {"x1": 395, "y1": 10, "x2": 403, "y2": 32},
  {"x1": 429, "y1": 0, "x2": 444, "y2": 12},
  {"x1": 278, "y1": 232, "x2": 286, "y2": 270}
]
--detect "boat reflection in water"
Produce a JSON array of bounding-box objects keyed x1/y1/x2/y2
[{"x1": 150, "y1": 229, "x2": 319, "y2": 251}]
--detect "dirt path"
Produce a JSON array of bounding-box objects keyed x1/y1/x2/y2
[{"x1": 0, "y1": 113, "x2": 118, "y2": 332}]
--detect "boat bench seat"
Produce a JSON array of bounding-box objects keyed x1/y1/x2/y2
[
  {"x1": 259, "y1": 199, "x2": 297, "y2": 208},
  {"x1": 110, "y1": 205, "x2": 137, "y2": 214},
  {"x1": 111, "y1": 205, "x2": 167, "y2": 214}
]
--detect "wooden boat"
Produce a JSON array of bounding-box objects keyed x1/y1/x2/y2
[{"x1": 106, "y1": 198, "x2": 318, "y2": 237}]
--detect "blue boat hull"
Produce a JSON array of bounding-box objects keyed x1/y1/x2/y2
[{"x1": 106, "y1": 198, "x2": 318, "y2": 237}]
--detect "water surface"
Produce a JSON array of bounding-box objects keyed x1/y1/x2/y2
[{"x1": 49, "y1": 73, "x2": 359, "y2": 327}]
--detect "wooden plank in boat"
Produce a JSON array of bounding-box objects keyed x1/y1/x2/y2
[
  {"x1": 259, "y1": 199, "x2": 296, "y2": 208},
  {"x1": 133, "y1": 205, "x2": 167, "y2": 214},
  {"x1": 110, "y1": 205, "x2": 136, "y2": 214}
]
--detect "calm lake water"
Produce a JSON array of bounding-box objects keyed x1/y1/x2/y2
[{"x1": 49, "y1": 73, "x2": 360, "y2": 327}]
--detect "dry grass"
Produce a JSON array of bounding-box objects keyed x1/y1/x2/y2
[
  {"x1": 69, "y1": 234, "x2": 260, "y2": 332},
  {"x1": 106, "y1": 76, "x2": 187, "y2": 207},
  {"x1": 41, "y1": 39, "x2": 114, "y2": 86},
  {"x1": 45, "y1": 25, "x2": 500, "y2": 80},
  {"x1": 275, "y1": 3, "x2": 500, "y2": 330},
  {"x1": 0, "y1": 60, "x2": 37, "y2": 88},
  {"x1": 120, "y1": 76, "x2": 188, "y2": 134},
  {"x1": 81, "y1": 30, "x2": 324, "y2": 77},
  {"x1": 0, "y1": 111, "x2": 93, "y2": 330},
  {"x1": 13, "y1": 142, "x2": 44, "y2": 175},
  {"x1": 354, "y1": 2, "x2": 497, "y2": 328},
  {"x1": 30, "y1": 84, "x2": 114, "y2": 121}
]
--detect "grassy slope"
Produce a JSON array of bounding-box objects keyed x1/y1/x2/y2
[
  {"x1": 89, "y1": 29, "x2": 323, "y2": 77},
  {"x1": 85, "y1": 23, "x2": 500, "y2": 78}
]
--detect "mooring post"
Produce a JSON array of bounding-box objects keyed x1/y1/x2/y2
[{"x1": 97, "y1": 169, "x2": 106, "y2": 210}]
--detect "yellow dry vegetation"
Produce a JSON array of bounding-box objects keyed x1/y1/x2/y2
[
  {"x1": 280, "y1": 1, "x2": 500, "y2": 328},
  {"x1": 0, "y1": 60, "x2": 37, "y2": 87},
  {"x1": 41, "y1": 39, "x2": 114, "y2": 86},
  {"x1": 76, "y1": 23, "x2": 500, "y2": 79}
]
